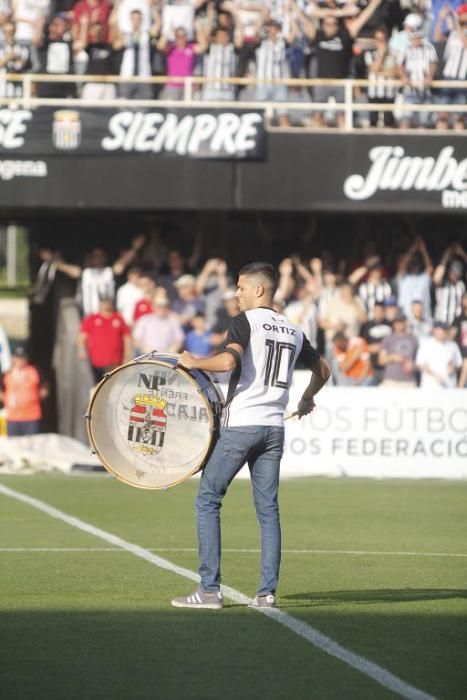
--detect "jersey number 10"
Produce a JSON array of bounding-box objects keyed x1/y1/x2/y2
[{"x1": 264, "y1": 340, "x2": 296, "y2": 389}]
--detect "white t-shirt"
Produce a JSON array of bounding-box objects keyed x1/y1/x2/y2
[
  {"x1": 416, "y1": 336, "x2": 462, "y2": 388},
  {"x1": 14, "y1": 0, "x2": 50, "y2": 43},
  {"x1": 219, "y1": 306, "x2": 321, "y2": 427},
  {"x1": 397, "y1": 272, "x2": 432, "y2": 320},
  {"x1": 161, "y1": 0, "x2": 195, "y2": 42},
  {"x1": 116, "y1": 281, "x2": 144, "y2": 326}
]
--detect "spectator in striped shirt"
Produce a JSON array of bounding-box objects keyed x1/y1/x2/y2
[
  {"x1": 252, "y1": 15, "x2": 298, "y2": 126},
  {"x1": 362, "y1": 26, "x2": 397, "y2": 127},
  {"x1": 397, "y1": 26, "x2": 438, "y2": 128},
  {"x1": 433, "y1": 243, "x2": 467, "y2": 325},
  {"x1": 54, "y1": 234, "x2": 146, "y2": 316},
  {"x1": 349, "y1": 257, "x2": 393, "y2": 319},
  {"x1": 433, "y1": 3, "x2": 467, "y2": 130},
  {"x1": 201, "y1": 0, "x2": 243, "y2": 101},
  {"x1": 0, "y1": 19, "x2": 30, "y2": 97}
]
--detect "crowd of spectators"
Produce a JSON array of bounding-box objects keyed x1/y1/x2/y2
[
  {"x1": 0, "y1": 0, "x2": 465, "y2": 128},
  {"x1": 1, "y1": 232, "x2": 465, "y2": 437},
  {"x1": 27, "y1": 233, "x2": 467, "y2": 388}
]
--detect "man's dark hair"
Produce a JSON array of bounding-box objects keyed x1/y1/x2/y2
[{"x1": 239, "y1": 262, "x2": 278, "y2": 295}]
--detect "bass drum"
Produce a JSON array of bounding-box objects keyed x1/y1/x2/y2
[{"x1": 86, "y1": 354, "x2": 224, "y2": 490}]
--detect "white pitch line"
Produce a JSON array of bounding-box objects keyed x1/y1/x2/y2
[
  {"x1": 0, "y1": 482, "x2": 436, "y2": 700},
  {"x1": 1, "y1": 546, "x2": 466, "y2": 558}
]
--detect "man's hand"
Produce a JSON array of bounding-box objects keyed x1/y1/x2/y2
[
  {"x1": 178, "y1": 351, "x2": 197, "y2": 370},
  {"x1": 297, "y1": 396, "x2": 316, "y2": 419}
]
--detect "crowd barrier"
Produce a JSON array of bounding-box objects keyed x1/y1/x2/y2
[
  {"x1": 1, "y1": 380, "x2": 465, "y2": 479},
  {"x1": 1, "y1": 74, "x2": 466, "y2": 130},
  {"x1": 279, "y1": 376, "x2": 467, "y2": 479}
]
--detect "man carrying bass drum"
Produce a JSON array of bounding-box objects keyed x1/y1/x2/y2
[{"x1": 172, "y1": 262, "x2": 331, "y2": 610}]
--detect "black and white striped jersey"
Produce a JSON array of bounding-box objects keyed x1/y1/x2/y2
[
  {"x1": 363, "y1": 48, "x2": 397, "y2": 99},
  {"x1": 221, "y1": 307, "x2": 321, "y2": 427},
  {"x1": 255, "y1": 36, "x2": 290, "y2": 81},
  {"x1": 442, "y1": 30, "x2": 467, "y2": 81},
  {"x1": 398, "y1": 41, "x2": 438, "y2": 84},
  {"x1": 358, "y1": 280, "x2": 393, "y2": 318},
  {"x1": 203, "y1": 43, "x2": 237, "y2": 90},
  {"x1": 435, "y1": 281, "x2": 466, "y2": 325}
]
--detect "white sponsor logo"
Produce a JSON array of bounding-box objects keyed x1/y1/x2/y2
[
  {"x1": 0, "y1": 160, "x2": 47, "y2": 180},
  {"x1": 343, "y1": 146, "x2": 467, "y2": 208},
  {"x1": 101, "y1": 111, "x2": 262, "y2": 156},
  {"x1": 0, "y1": 109, "x2": 32, "y2": 149}
]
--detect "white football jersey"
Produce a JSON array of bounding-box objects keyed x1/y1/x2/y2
[{"x1": 221, "y1": 307, "x2": 320, "y2": 427}]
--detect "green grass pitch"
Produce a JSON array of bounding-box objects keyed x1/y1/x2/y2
[{"x1": 0, "y1": 474, "x2": 466, "y2": 700}]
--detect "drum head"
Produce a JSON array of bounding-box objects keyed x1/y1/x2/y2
[{"x1": 87, "y1": 359, "x2": 216, "y2": 489}]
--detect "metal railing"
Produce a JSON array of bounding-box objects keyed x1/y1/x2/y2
[{"x1": 0, "y1": 73, "x2": 466, "y2": 130}]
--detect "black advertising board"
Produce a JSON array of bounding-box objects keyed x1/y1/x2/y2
[
  {"x1": 0, "y1": 107, "x2": 465, "y2": 213},
  {"x1": 0, "y1": 107, "x2": 266, "y2": 159},
  {"x1": 238, "y1": 131, "x2": 467, "y2": 213}
]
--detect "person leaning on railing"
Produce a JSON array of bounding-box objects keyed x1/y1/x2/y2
[
  {"x1": 360, "y1": 25, "x2": 397, "y2": 127},
  {"x1": 433, "y1": 3, "x2": 467, "y2": 130},
  {"x1": 397, "y1": 22, "x2": 438, "y2": 129},
  {"x1": 111, "y1": 7, "x2": 158, "y2": 99},
  {"x1": 0, "y1": 18, "x2": 30, "y2": 97},
  {"x1": 199, "y1": 0, "x2": 244, "y2": 101},
  {"x1": 32, "y1": 12, "x2": 78, "y2": 98},
  {"x1": 76, "y1": 15, "x2": 116, "y2": 100},
  {"x1": 252, "y1": 9, "x2": 298, "y2": 127},
  {"x1": 291, "y1": 0, "x2": 384, "y2": 128},
  {"x1": 157, "y1": 18, "x2": 207, "y2": 100}
]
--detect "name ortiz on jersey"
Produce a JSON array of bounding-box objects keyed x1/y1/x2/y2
[{"x1": 220, "y1": 307, "x2": 320, "y2": 427}]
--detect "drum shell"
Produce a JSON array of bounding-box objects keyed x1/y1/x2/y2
[{"x1": 86, "y1": 355, "x2": 224, "y2": 490}]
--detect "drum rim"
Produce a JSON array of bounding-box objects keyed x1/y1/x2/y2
[{"x1": 86, "y1": 357, "x2": 217, "y2": 490}]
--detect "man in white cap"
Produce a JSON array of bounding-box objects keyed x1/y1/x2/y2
[{"x1": 390, "y1": 12, "x2": 425, "y2": 57}]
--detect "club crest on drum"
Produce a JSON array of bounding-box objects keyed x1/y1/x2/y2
[{"x1": 127, "y1": 393, "x2": 168, "y2": 455}]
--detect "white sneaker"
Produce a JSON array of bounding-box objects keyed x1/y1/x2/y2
[
  {"x1": 249, "y1": 593, "x2": 276, "y2": 608},
  {"x1": 171, "y1": 589, "x2": 224, "y2": 609}
]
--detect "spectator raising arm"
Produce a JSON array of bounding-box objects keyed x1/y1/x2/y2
[
  {"x1": 274, "y1": 258, "x2": 296, "y2": 304},
  {"x1": 433, "y1": 243, "x2": 467, "y2": 286},
  {"x1": 346, "y1": 0, "x2": 383, "y2": 40},
  {"x1": 112, "y1": 234, "x2": 146, "y2": 276},
  {"x1": 398, "y1": 236, "x2": 434, "y2": 277}
]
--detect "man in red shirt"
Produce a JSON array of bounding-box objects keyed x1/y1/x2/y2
[
  {"x1": 0, "y1": 347, "x2": 48, "y2": 436},
  {"x1": 78, "y1": 296, "x2": 131, "y2": 383},
  {"x1": 72, "y1": 0, "x2": 112, "y2": 44}
]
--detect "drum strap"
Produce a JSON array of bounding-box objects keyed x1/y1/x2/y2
[{"x1": 223, "y1": 347, "x2": 242, "y2": 407}]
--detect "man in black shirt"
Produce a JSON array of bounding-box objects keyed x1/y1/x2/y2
[
  {"x1": 293, "y1": 0, "x2": 383, "y2": 126},
  {"x1": 81, "y1": 21, "x2": 117, "y2": 100},
  {"x1": 35, "y1": 14, "x2": 77, "y2": 99}
]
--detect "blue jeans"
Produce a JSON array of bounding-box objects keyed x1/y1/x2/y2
[{"x1": 196, "y1": 425, "x2": 284, "y2": 596}]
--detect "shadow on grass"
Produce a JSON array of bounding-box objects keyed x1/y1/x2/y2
[
  {"x1": 1, "y1": 607, "x2": 466, "y2": 700},
  {"x1": 281, "y1": 588, "x2": 467, "y2": 606}
]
